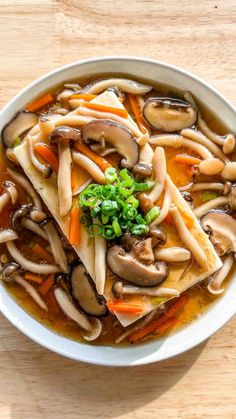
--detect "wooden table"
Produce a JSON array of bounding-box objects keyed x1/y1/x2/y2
[{"x1": 0, "y1": 1, "x2": 236, "y2": 417}]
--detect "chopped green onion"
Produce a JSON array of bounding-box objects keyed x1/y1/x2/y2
[
  {"x1": 126, "y1": 196, "x2": 139, "y2": 209},
  {"x1": 119, "y1": 168, "x2": 133, "y2": 186},
  {"x1": 88, "y1": 223, "x2": 102, "y2": 237},
  {"x1": 91, "y1": 206, "x2": 101, "y2": 217},
  {"x1": 101, "y1": 213, "x2": 109, "y2": 224},
  {"x1": 112, "y1": 219, "x2": 122, "y2": 237},
  {"x1": 118, "y1": 183, "x2": 134, "y2": 198},
  {"x1": 105, "y1": 167, "x2": 117, "y2": 183},
  {"x1": 102, "y1": 225, "x2": 116, "y2": 240},
  {"x1": 201, "y1": 191, "x2": 219, "y2": 202},
  {"x1": 101, "y1": 184, "x2": 116, "y2": 199},
  {"x1": 136, "y1": 214, "x2": 147, "y2": 224},
  {"x1": 123, "y1": 204, "x2": 137, "y2": 220},
  {"x1": 145, "y1": 207, "x2": 160, "y2": 224},
  {"x1": 102, "y1": 200, "x2": 118, "y2": 215},
  {"x1": 131, "y1": 224, "x2": 149, "y2": 235},
  {"x1": 134, "y1": 181, "x2": 152, "y2": 192}
]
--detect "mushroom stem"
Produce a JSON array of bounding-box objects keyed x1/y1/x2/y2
[
  {"x1": 0, "y1": 192, "x2": 10, "y2": 214},
  {"x1": 0, "y1": 229, "x2": 18, "y2": 243},
  {"x1": 113, "y1": 281, "x2": 179, "y2": 298},
  {"x1": 6, "y1": 240, "x2": 59, "y2": 274},
  {"x1": 43, "y1": 221, "x2": 69, "y2": 273},
  {"x1": 94, "y1": 232, "x2": 107, "y2": 295},
  {"x1": 15, "y1": 274, "x2": 48, "y2": 311},
  {"x1": 194, "y1": 196, "x2": 229, "y2": 218},
  {"x1": 150, "y1": 176, "x2": 173, "y2": 227},
  {"x1": 72, "y1": 178, "x2": 92, "y2": 196},
  {"x1": 169, "y1": 206, "x2": 207, "y2": 268},
  {"x1": 7, "y1": 167, "x2": 42, "y2": 211},
  {"x1": 148, "y1": 147, "x2": 166, "y2": 203},
  {"x1": 72, "y1": 151, "x2": 106, "y2": 184},
  {"x1": 27, "y1": 136, "x2": 52, "y2": 178},
  {"x1": 83, "y1": 78, "x2": 153, "y2": 95},
  {"x1": 54, "y1": 287, "x2": 92, "y2": 331},
  {"x1": 207, "y1": 254, "x2": 234, "y2": 295},
  {"x1": 154, "y1": 247, "x2": 191, "y2": 263},
  {"x1": 178, "y1": 182, "x2": 225, "y2": 193},
  {"x1": 181, "y1": 128, "x2": 228, "y2": 162},
  {"x1": 58, "y1": 141, "x2": 72, "y2": 217},
  {"x1": 149, "y1": 135, "x2": 212, "y2": 159},
  {"x1": 21, "y1": 218, "x2": 48, "y2": 241}
]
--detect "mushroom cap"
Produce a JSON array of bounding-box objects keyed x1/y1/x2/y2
[
  {"x1": 132, "y1": 163, "x2": 152, "y2": 177},
  {"x1": 107, "y1": 245, "x2": 168, "y2": 287},
  {"x1": 11, "y1": 204, "x2": 32, "y2": 231},
  {"x1": 3, "y1": 181, "x2": 18, "y2": 204},
  {"x1": 132, "y1": 238, "x2": 155, "y2": 265},
  {"x1": 2, "y1": 262, "x2": 20, "y2": 282},
  {"x1": 71, "y1": 265, "x2": 107, "y2": 316},
  {"x1": 49, "y1": 125, "x2": 81, "y2": 143},
  {"x1": 82, "y1": 120, "x2": 139, "y2": 169},
  {"x1": 201, "y1": 210, "x2": 236, "y2": 255},
  {"x1": 143, "y1": 97, "x2": 197, "y2": 132},
  {"x1": 2, "y1": 111, "x2": 38, "y2": 147}
]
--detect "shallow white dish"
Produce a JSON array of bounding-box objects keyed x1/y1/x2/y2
[{"x1": 0, "y1": 56, "x2": 236, "y2": 366}]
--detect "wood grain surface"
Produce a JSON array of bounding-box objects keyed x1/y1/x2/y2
[{"x1": 0, "y1": 1, "x2": 236, "y2": 418}]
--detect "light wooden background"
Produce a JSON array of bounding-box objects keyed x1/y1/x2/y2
[{"x1": 0, "y1": 1, "x2": 236, "y2": 418}]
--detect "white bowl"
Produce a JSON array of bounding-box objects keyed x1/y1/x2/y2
[{"x1": 0, "y1": 57, "x2": 236, "y2": 366}]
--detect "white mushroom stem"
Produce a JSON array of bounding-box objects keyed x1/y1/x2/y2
[
  {"x1": 181, "y1": 128, "x2": 228, "y2": 162},
  {"x1": 6, "y1": 241, "x2": 59, "y2": 274},
  {"x1": 58, "y1": 141, "x2": 72, "y2": 217},
  {"x1": 148, "y1": 147, "x2": 166, "y2": 203},
  {"x1": 27, "y1": 136, "x2": 51, "y2": 177},
  {"x1": 150, "y1": 176, "x2": 173, "y2": 227},
  {"x1": 99, "y1": 148, "x2": 117, "y2": 157},
  {"x1": 136, "y1": 95, "x2": 145, "y2": 112},
  {"x1": 184, "y1": 92, "x2": 235, "y2": 154},
  {"x1": 120, "y1": 285, "x2": 179, "y2": 298},
  {"x1": 194, "y1": 196, "x2": 229, "y2": 218},
  {"x1": 0, "y1": 192, "x2": 11, "y2": 214},
  {"x1": 169, "y1": 206, "x2": 207, "y2": 268},
  {"x1": 139, "y1": 142, "x2": 154, "y2": 166},
  {"x1": 21, "y1": 218, "x2": 48, "y2": 241},
  {"x1": 72, "y1": 178, "x2": 92, "y2": 197},
  {"x1": 94, "y1": 232, "x2": 107, "y2": 295},
  {"x1": 207, "y1": 254, "x2": 234, "y2": 295},
  {"x1": 0, "y1": 229, "x2": 18, "y2": 243},
  {"x1": 221, "y1": 162, "x2": 236, "y2": 181},
  {"x1": 7, "y1": 167, "x2": 42, "y2": 211},
  {"x1": 83, "y1": 318, "x2": 102, "y2": 342},
  {"x1": 43, "y1": 222, "x2": 69, "y2": 273},
  {"x1": 149, "y1": 135, "x2": 212, "y2": 159},
  {"x1": 38, "y1": 117, "x2": 56, "y2": 138},
  {"x1": 83, "y1": 78, "x2": 153, "y2": 95},
  {"x1": 154, "y1": 247, "x2": 191, "y2": 263},
  {"x1": 72, "y1": 151, "x2": 106, "y2": 184},
  {"x1": 54, "y1": 287, "x2": 92, "y2": 331},
  {"x1": 179, "y1": 182, "x2": 225, "y2": 192},
  {"x1": 78, "y1": 106, "x2": 142, "y2": 139},
  {"x1": 15, "y1": 274, "x2": 48, "y2": 311}
]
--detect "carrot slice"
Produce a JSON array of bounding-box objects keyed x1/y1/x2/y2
[
  {"x1": 24, "y1": 273, "x2": 43, "y2": 284},
  {"x1": 45, "y1": 290, "x2": 61, "y2": 315},
  {"x1": 74, "y1": 142, "x2": 111, "y2": 172},
  {"x1": 107, "y1": 300, "x2": 143, "y2": 314},
  {"x1": 128, "y1": 93, "x2": 147, "y2": 133},
  {"x1": 38, "y1": 274, "x2": 55, "y2": 296},
  {"x1": 70, "y1": 93, "x2": 97, "y2": 101},
  {"x1": 27, "y1": 93, "x2": 54, "y2": 112},
  {"x1": 174, "y1": 154, "x2": 202, "y2": 166},
  {"x1": 82, "y1": 102, "x2": 128, "y2": 118},
  {"x1": 34, "y1": 144, "x2": 59, "y2": 172},
  {"x1": 153, "y1": 316, "x2": 177, "y2": 335},
  {"x1": 164, "y1": 213, "x2": 174, "y2": 226},
  {"x1": 69, "y1": 207, "x2": 81, "y2": 246},
  {"x1": 129, "y1": 295, "x2": 187, "y2": 342},
  {"x1": 32, "y1": 244, "x2": 54, "y2": 264}
]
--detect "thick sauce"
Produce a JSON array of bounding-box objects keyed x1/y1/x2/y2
[{"x1": 0, "y1": 74, "x2": 234, "y2": 346}]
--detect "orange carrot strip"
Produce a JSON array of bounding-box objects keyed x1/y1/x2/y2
[
  {"x1": 174, "y1": 154, "x2": 202, "y2": 166},
  {"x1": 27, "y1": 93, "x2": 54, "y2": 112},
  {"x1": 82, "y1": 102, "x2": 128, "y2": 118},
  {"x1": 71, "y1": 166, "x2": 79, "y2": 193},
  {"x1": 24, "y1": 273, "x2": 43, "y2": 284},
  {"x1": 34, "y1": 144, "x2": 59, "y2": 172},
  {"x1": 165, "y1": 213, "x2": 174, "y2": 226},
  {"x1": 32, "y1": 244, "x2": 54, "y2": 264},
  {"x1": 38, "y1": 274, "x2": 55, "y2": 296},
  {"x1": 129, "y1": 295, "x2": 187, "y2": 342},
  {"x1": 46, "y1": 290, "x2": 61, "y2": 315},
  {"x1": 107, "y1": 300, "x2": 143, "y2": 314},
  {"x1": 69, "y1": 207, "x2": 81, "y2": 246},
  {"x1": 153, "y1": 316, "x2": 177, "y2": 335},
  {"x1": 74, "y1": 142, "x2": 111, "y2": 172},
  {"x1": 128, "y1": 93, "x2": 147, "y2": 133},
  {"x1": 70, "y1": 94, "x2": 97, "y2": 101}
]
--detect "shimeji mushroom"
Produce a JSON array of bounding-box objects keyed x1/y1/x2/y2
[
  {"x1": 0, "y1": 181, "x2": 18, "y2": 214},
  {"x1": 82, "y1": 78, "x2": 153, "y2": 95},
  {"x1": 2, "y1": 111, "x2": 38, "y2": 148},
  {"x1": 201, "y1": 211, "x2": 236, "y2": 257},
  {"x1": 194, "y1": 184, "x2": 236, "y2": 218},
  {"x1": 112, "y1": 280, "x2": 179, "y2": 298}
]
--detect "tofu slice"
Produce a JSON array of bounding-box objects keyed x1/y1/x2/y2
[{"x1": 14, "y1": 91, "x2": 222, "y2": 328}]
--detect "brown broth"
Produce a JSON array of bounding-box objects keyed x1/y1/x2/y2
[{"x1": 0, "y1": 73, "x2": 235, "y2": 346}]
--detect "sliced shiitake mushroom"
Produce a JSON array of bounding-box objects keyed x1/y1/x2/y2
[
  {"x1": 2, "y1": 111, "x2": 38, "y2": 147},
  {"x1": 71, "y1": 265, "x2": 106, "y2": 316},
  {"x1": 201, "y1": 210, "x2": 236, "y2": 256},
  {"x1": 143, "y1": 97, "x2": 197, "y2": 132},
  {"x1": 82, "y1": 120, "x2": 139, "y2": 169}
]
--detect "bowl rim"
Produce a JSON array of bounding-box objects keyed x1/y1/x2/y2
[{"x1": 0, "y1": 55, "x2": 236, "y2": 366}]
